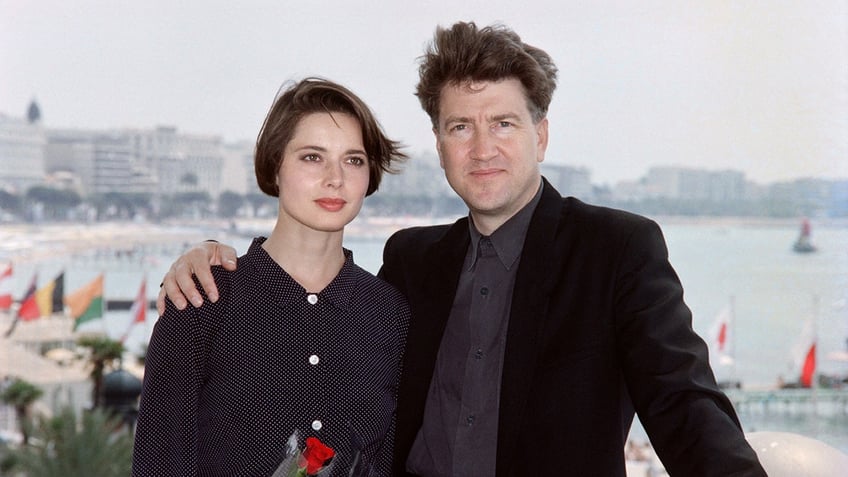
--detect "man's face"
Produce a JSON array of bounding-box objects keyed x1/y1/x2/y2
[{"x1": 434, "y1": 78, "x2": 548, "y2": 234}]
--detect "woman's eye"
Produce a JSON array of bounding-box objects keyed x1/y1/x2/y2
[
  {"x1": 347, "y1": 157, "x2": 366, "y2": 166},
  {"x1": 302, "y1": 154, "x2": 320, "y2": 162}
]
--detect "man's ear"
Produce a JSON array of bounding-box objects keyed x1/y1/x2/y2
[{"x1": 535, "y1": 118, "x2": 549, "y2": 163}]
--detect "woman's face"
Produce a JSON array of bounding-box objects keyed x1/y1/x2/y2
[{"x1": 276, "y1": 111, "x2": 370, "y2": 233}]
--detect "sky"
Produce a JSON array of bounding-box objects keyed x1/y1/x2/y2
[{"x1": 1, "y1": 0, "x2": 846, "y2": 185}]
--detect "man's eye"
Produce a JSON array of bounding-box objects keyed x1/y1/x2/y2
[
  {"x1": 497, "y1": 121, "x2": 513, "y2": 128},
  {"x1": 450, "y1": 124, "x2": 467, "y2": 132}
]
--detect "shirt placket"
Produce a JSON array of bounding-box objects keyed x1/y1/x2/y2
[
  {"x1": 303, "y1": 291, "x2": 329, "y2": 437},
  {"x1": 453, "y1": 237, "x2": 503, "y2": 477}
]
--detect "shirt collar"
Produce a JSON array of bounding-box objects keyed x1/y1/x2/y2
[
  {"x1": 467, "y1": 179, "x2": 543, "y2": 271},
  {"x1": 247, "y1": 237, "x2": 357, "y2": 311}
]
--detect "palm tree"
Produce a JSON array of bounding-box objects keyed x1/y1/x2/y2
[
  {"x1": 0, "y1": 378, "x2": 43, "y2": 445},
  {"x1": 136, "y1": 342, "x2": 148, "y2": 368},
  {"x1": 5, "y1": 406, "x2": 133, "y2": 477},
  {"x1": 76, "y1": 336, "x2": 124, "y2": 408}
]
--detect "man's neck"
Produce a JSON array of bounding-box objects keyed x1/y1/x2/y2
[{"x1": 468, "y1": 179, "x2": 544, "y2": 236}]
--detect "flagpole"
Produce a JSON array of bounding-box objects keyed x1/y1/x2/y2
[
  {"x1": 120, "y1": 277, "x2": 146, "y2": 344},
  {"x1": 100, "y1": 272, "x2": 107, "y2": 335},
  {"x1": 812, "y1": 293, "x2": 819, "y2": 406},
  {"x1": 728, "y1": 295, "x2": 736, "y2": 384}
]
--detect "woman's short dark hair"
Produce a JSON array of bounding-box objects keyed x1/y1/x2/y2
[
  {"x1": 255, "y1": 77, "x2": 405, "y2": 197},
  {"x1": 415, "y1": 22, "x2": 559, "y2": 128}
]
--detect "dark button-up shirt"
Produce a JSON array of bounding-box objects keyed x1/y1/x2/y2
[
  {"x1": 133, "y1": 237, "x2": 410, "y2": 477},
  {"x1": 407, "y1": 183, "x2": 542, "y2": 476}
]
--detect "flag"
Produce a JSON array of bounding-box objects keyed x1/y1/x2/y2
[
  {"x1": 65, "y1": 274, "x2": 104, "y2": 331},
  {"x1": 16, "y1": 273, "x2": 40, "y2": 321},
  {"x1": 120, "y1": 278, "x2": 147, "y2": 342},
  {"x1": 708, "y1": 303, "x2": 734, "y2": 366},
  {"x1": 4, "y1": 273, "x2": 37, "y2": 337},
  {"x1": 792, "y1": 316, "x2": 817, "y2": 388},
  {"x1": 800, "y1": 343, "x2": 816, "y2": 388},
  {"x1": 34, "y1": 271, "x2": 65, "y2": 316},
  {"x1": 0, "y1": 264, "x2": 12, "y2": 310}
]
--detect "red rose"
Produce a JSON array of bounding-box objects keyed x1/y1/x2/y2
[{"x1": 302, "y1": 437, "x2": 335, "y2": 475}]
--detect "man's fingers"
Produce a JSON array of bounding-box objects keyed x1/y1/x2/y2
[
  {"x1": 158, "y1": 241, "x2": 233, "y2": 312},
  {"x1": 218, "y1": 245, "x2": 238, "y2": 271},
  {"x1": 160, "y1": 269, "x2": 188, "y2": 311},
  {"x1": 173, "y1": 259, "x2": 204, "y2": 308},
  {"x1": 192, "y1": 257, "x2": 220, "y2": 303},
  {"x1": 156, "y1": 284, "x2": 168, "y2": 315}
]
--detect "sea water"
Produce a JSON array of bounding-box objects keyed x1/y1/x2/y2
[{"x1": 4, "y1": 220, "x2": 847, "y2": 452}]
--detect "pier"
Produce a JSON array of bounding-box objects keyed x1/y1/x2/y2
[{"x1": 726, "y1": 388, "x2": 848, "y2": 414}]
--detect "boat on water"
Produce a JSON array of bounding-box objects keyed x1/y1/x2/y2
[{"x1": 792, "y1": 217, "x2": 817, "y2": 253}]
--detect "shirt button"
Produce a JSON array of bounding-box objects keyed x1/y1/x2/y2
[
  {"x1": 480, "y1": 287, "x2": 489, "y2": 296},
  {"x1": 311, "y1": 420, "x2": 322, "y2": 431},
  {"x1": 307, "y1": 294, "x2": 318, "y2": 305},
  {"x1": 466, "y1": 415, "x2": 475, "y2": 426},
  {"x1": 474, "y1": 349, "x2": 483, "y2": 359},
  {"x1": 309, "y1": 355, "x2": 320, "y2": 365}
]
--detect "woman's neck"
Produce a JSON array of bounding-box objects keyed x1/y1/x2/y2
[{"x1": 262, "y1": 223, "x2": 346, "y2": 293}]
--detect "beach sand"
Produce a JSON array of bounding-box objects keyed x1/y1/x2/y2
[{"x1": 0, "y1": 220, "x2": 224, "y2": 264}]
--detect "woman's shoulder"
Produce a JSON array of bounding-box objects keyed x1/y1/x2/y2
[{"x1": 351, "y1": 264, "x2": 406, "y2": 302}]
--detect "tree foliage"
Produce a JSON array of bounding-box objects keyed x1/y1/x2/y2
[
  {"x1": 0, "y1": 378, "x2": 43, "y2": 445},
  {"x1": 89, "y1": 191, "x2": 153, "y2": 219},
  {"x1": 76, "y1": 336, "x2": 124, "y2": 408},
  {"x1": 0, "y1": 189, "x2": 21, "y2": 213},
  {"x1": 25, "y1": 186, "x2": 82, "y2": 220},
  {"x1": 217, "y1": 190, "x2": 244, "y2": 218},
  {"x1": 4, "y1": 406, "x2": 133, "y2": 477}
]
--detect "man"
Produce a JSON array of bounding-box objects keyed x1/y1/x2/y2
[{"x1": 159, "y1": 22, "x2": 765, "y2": 476}]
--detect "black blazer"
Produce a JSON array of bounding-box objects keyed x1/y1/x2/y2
[{"x1": 380, "y1": 179, "x2": 765, "y2": 476}]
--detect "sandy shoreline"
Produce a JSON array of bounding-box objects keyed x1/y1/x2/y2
[
  {"x1": 0, "y1": 221, "x2": 223, "y2": 264},
  {"x1": 2, "y1": 215, "x2": 843, "y2": 264}
]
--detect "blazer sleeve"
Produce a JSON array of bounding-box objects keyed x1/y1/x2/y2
[{"x1": 613, "y1": 219, "x2": 765, "y2": 476}]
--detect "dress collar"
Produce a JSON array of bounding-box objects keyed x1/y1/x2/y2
[{"x1": 246, "y1": 237, "x2": 358, "y2": 311}]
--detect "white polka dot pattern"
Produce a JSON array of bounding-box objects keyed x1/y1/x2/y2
[{"x1": 132, "y1": 237, "x2": 410, "y2": 476}]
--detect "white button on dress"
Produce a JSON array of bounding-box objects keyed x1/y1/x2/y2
[
  {"x1": 309, "y1": 355, "x2": 320, "y2": 365},
  {"x1": 307, "y1": 294, "x2": 318, "y2": 305},
  {"x1": 311, "y1": 420, "x2": 322, "y2": 430}
]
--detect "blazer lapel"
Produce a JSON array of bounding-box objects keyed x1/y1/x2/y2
[
  {"x1": 496, "y1": 180, "x2": 568, "y2": 473},
  {"x1": 396, "y1": 217, "x2": 470, "y2": 445},
  {"x1": 410, "y1": 219, "x2": 470, "y2": 370}
]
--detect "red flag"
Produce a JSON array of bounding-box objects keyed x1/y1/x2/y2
[
  {"x1": 17, "y1": 273, "x2": 40, "y2": 321},
  {"x1": 0, "y1": 264, "x2": 12, "y2": 310},
  {"x1": 709, "y1": 303, "x2": 734, "y2": 366},
  {"x1": 5, "y1": 273, "x2": 38, "y2": 337},
  {"x1": 716, "y1": 321, "x2": 727, "y2": 353},
  {"x1": 800, "y1": 343, "x2": 816, "y2": 388}
]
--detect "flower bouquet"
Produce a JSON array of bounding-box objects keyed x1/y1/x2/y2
[{"x1": 271, "y1": 431, "x2": 335, "y2": 477}]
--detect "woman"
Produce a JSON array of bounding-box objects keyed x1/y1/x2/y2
[{"x1": 132, "y1": 78, "x2": 410, "y2": 476}]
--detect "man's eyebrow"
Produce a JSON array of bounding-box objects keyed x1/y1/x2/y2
[
  {"x1": 491, "y1": 113, "x2": 522, "y2": 123},
  {"x1": 443, "y1": 113, "x2": 523, "y2": 125},
  {"x1": 442, "y1": 115, "x2": 471, "y2": 126}
]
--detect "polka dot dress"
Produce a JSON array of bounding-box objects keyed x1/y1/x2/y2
[{"x1": 132, "y1": 237, "x2": 410, "y2": 476}]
